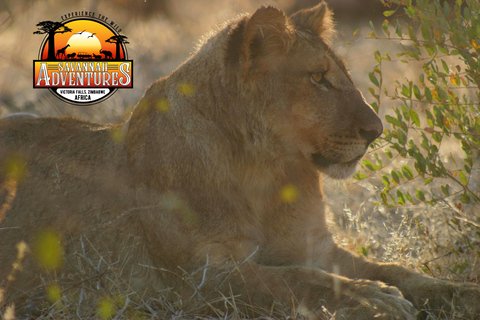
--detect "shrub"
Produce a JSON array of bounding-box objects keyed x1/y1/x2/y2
[{"x1": 357, "y1": 0, "x2": 480, "y2": 277}]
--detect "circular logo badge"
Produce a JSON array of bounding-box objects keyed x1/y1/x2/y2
[{"x1": 33, "y1": 16, "x2": 133, "y2": 105}]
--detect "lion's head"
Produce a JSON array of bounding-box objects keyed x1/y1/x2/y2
[
  {"x1": 222, "y1": 2, "x2": 383, "y2": 179},
  {"x1": 127, "y1": 1, "x2": 383, "y2": 183}
]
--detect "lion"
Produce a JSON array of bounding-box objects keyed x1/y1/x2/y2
[{"x1": 1, "y1": 2, "x2": 479, "y2": 319}]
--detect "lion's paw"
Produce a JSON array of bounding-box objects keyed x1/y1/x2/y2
[{"x1": 334, "y1": 280, "x2": 417, "y2": 320}]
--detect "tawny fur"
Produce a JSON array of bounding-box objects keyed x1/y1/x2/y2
[{"x1": 1, "y1": 2, "x2": 479, "y2": 319}]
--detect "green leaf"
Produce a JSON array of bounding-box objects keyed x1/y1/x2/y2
[
  {"x1": 441, "y1": 184, "x2": 450, "y2": 196},
  {"x1": 414, "y1": 153, "x2": 426, "y2": 175},
  {"x1": 410, "y1": 109, "x2": 420, "y2": 127},
  {"x1": 416, "y1": 190, "x2": 426, "y2": 201},
  {"x1": 432, "y1": 132, "x2": 442, "y2": 143},
  {"x1": 382, "y1": 20, "x2": 390, "y2": 38},
  {"x1": 401, "y1": 105, "x2": 410, "y2": 121},
  {"x1": 433, "y1": 105, "x2": 444, "y2": 126},
  {"x1": 421, "y1": 23, "x2": 432, "y2": 41},
  {"x1": 402, "y1": 165, "x2": 414, "y2": 180},
  {"x1": 425, "y1": 178, "x2": 434, "y2": 185},
  {"x1": 433, "y1": 28, "x2": 445, "y2": 45},
  {"x1": 459, "y1": 192, "x2": 471, "y2": 204},
  {"x1": 405, "y1": 6, "x2": 416, "y2": 18},
  {"x1": 360, "y1": 246, "x2": 369, "y2": 257},
  {"x1": 465, "y1": 164, "x2": 471, "y2": 174},
  {"x1": 397, "y1": 190, "x2": 406, "y2": 205},
  {"x1": 419, "y1": 73, "x2": 425, "y2": 86},
  {"x1": 408, "y1": 25, "x2": 417, "y2": 41},
  {"x1": 373, "y1": 153, "x2": 383, "y2": 167},
  {"x1": 385, "y1": 149, "x2": 393, "y2": 159},
  {"x1": 401, "y1": 84, "x2": 412, "y2": 98},
  {"x1": 459, "y1": 171, "x2": 468, "y2": 185},
  {"x1": 355, "y1": 173, "x2": 368, "y2": 180},
  {"x1": 426, "y1": 110, "x2": 435, "y2": 127},
  {"x1": 369, "y1": 72, "x2": 380, "y2": 87},
  {"x1": 385, "y1": 115, "x2": 406, "y2": 129},
  {"x1": 391, "y1": 170, "x2": 400, "y2": 184},
  {"x1": 406, "y1": 192, "x2": 415, "y2": 204},
  {"x1": 380, "y1": 191, "x2": 389, "y2": 205},
  {"x1": 384, "y1": 10, "x2": 395, "y2": 17},
  {"x1": 363, "y1": 159, "x2": 378, "y2": 171},
  {"x1": 374, "y1": 50, "x2": 382, "y2": 64},
  {"x1": 413, "y1": 85, "x2": 422, "y2": 101},
  {"x1": 441, "y1": 59, "x2": 450, "y2": 73},
  {"x1": 382, "y1": 175, "x2": 390, "y2": 186},
  {"x1": 425, "y1": 87, "x2": 433, "y2": 103},
  {"x1": 369, "y1": 20, "x2": 377, "y2": 38},
  {"x1": 395, "y1": 20, "x2": 403, "y2": 37}
]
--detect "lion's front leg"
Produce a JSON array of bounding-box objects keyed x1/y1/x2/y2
[
  {"x1": 197, "y1": 263, "x2": 416, "y2": 320},
  {"x1": 323, "y1": 245, "x2": 480, "y2": 319}
]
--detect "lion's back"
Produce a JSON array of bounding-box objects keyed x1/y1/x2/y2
[
  {"x1": 0, "y1": 117, "x2": 127, "y2": 186},
  {"x1": 0, "y1": 117, "x2": 112, "y2": 160}
]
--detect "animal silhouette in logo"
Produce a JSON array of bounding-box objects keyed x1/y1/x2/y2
[
  {"x1": 99, "y1": 49, "x2": 113, "y2": 59},
  {"x1": 55, "y1": 44, "x2": 70, "y2": 59}
]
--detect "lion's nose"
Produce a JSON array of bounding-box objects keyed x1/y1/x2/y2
[
  {"x1": 350, "y1": 90, "x2": 384, "y2": 146},
  {"x1": 357, "y1": 112, "x2": 383, "y2": 145},
  {"x1": 359, "y1": 127, "x2": 382, "y2": 145}
]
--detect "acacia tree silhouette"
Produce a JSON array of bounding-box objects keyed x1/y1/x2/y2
[
  {"x1": 105, "y1": 35, "x2": 129, "y2": 60},
  {"x1": 34, "y1": 21, "x2": 72, "y2": 60}
]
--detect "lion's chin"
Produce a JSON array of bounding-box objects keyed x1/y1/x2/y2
[{"x1": 311, "y1": 153, "x2": 362, "y2": 180}]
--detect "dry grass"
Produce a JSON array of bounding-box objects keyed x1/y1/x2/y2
[
  {"x1": 1, "y1": 0, "x2": 479, "y2": 319},
  {"x1": 2, "y1": 235, "x2": 323, "y2": 319}
]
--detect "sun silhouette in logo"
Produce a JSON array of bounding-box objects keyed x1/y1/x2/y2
[{"x1": 67, "y1": 32, "x2": 102, "y2": 53}]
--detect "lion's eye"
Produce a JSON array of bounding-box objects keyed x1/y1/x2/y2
[
  {"x1": 311, "y1": 73, "x2": 323, "y2": 82},
  {"x1": 310, "y1": 73, "x2": 333, "y2": 89}
]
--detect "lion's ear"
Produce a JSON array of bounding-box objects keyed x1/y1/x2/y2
[
  {"x1": 290, "y1": 1, "x2": 335, "y2": 43},
  {"x1": 226, "y1": 6, "x2": 293, "y2": 79}
]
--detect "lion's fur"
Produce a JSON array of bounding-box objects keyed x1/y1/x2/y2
[{"x1": 1, "y1": 2, "x2": 479, "y2": 318}]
